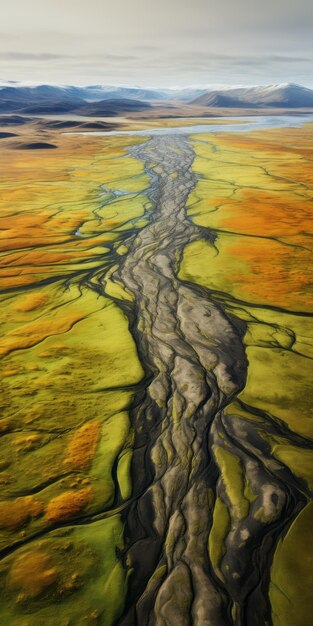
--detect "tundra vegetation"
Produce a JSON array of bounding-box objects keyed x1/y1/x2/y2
[{"x1": 0, "y1": 120, "x2": 312, "y2": 626}]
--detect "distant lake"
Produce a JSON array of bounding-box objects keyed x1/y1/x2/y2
[{"x1": 70, "y1": 115, "x2": 313, "y2": 137}]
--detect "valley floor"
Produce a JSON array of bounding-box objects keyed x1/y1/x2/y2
[{"x1": 0, "y1": 118, "x2": 312, "y2": 626}]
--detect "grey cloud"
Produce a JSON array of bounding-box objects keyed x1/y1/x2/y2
[
  {"x1": 0, "y1": 0, "x2": 312, "y2": 86},
  {"x1": 0, "y1": 51, "x2": 68, "y2": 61}
]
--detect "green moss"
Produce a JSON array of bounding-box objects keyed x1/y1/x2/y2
[
  {"x1": 240, "y1": 346, "x2": 312, "y2": 438},
  {"x1": 116, "y1": 244, "x2": 128, "y2": 256},
  {"x1": 0, "y1": 284, "x2": 143, "y2": 547},
  {"x1": 270, "y1": 502, "x2": 313, "y2": 626},
  {"x1": 243, "y1": 479, "x2": 257, "y2": 504},
  {"x1": 273, "y1": 445, "x2": 313, "y2": 491},
  {"x1": 104, "y1": 265, "x2": 134, "y2": 302},
  {"x1": 243, "y1": 322, "x2": 293, "y2": 351},
  {"x1": 0, "y1": 516, "x2": 127, "y2": 626},
  {"x1": 213, "y1": 445, "x2": 250, "y2": 520},
  {"x1": 223, "y1": 400, "x2": 262, "y2": 423},
  {"x1": 90, "y1": 411, "x2": 131, "y2": 507},
  {"x1": 209, "y1": 497, "x2": 231, "y2": 578},
  {"x1": 117, "y1": 448, "x2": 133, "y2": 501},
  {"x1": 179, "y1": 238, "x2": 235, "y2": 295},
  {"x1": 102, "y1": 195, "x2": 150, "y2": 230},
  {"x1": 116, "y1": 216, "x2": 150, "y2": 231},
  {"x1": 0, "y1": 132, "x2": 152, "y2": 625}
]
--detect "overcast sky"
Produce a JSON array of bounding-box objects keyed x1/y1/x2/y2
[{"x1": 0, "y1": 0, "x2": 312, "y2": 87}]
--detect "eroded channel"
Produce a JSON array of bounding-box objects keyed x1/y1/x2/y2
[
  {"x1": 98, "y1": 135, "x2": 310, "y2": 626},
  {"x1": 0, "y1": 127, "x2": 312, "y2": 626}
]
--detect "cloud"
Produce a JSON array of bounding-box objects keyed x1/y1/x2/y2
[
  {"x1": 0, "y1": 51, "x2": 68, "y2": 61},
  {"x1": 0, "y1": 0, "x2": 311, "y2": 86}
]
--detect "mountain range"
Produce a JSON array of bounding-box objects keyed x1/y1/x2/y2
[
  {"x1": 0, "y1": 85, "x2": 152, "y2": 115},
  {"x1": 0, "y1": 82, "x2": 312, "y2": 115},
  {"x1": 191, "y1": 83, "x2": 313, "y2": 108}
]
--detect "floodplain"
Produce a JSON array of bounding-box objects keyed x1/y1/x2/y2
[{"x1": 0, "y1": 117, "x2": 312, "y2": 626}]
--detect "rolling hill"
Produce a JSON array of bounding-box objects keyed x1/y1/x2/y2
[
  {"x1": 1, "y1": 82, "x2": 313, "y2": 116},
  {"x1": 0, "y1": 85, "x2": 152, "y2": 115},
  {"x1": 191, "y1": 83, "x2": 313, "y2": 108}
]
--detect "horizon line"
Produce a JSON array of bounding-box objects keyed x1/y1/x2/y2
[{"x1": 0, "y1": 80, "x2": 312, "y2": 90}]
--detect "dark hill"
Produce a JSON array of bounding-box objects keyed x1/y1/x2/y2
[
  {"x1": 17, "y1": 142, "x2": 57, "y2": 150},
  {"x1": 74, "y1": 98, "x2": 151, "y2": 116},
  {"x1": 0, "y1": 131, "x2": 17, "y2": 138}
]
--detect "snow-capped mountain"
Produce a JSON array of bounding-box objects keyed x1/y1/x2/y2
[{"x1": 191, "y1": 83, "x2": 313, "y2": 107}]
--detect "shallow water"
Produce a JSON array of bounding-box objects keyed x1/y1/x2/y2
[{"x1": 69, "y1": 114, "x2": 313, "y2": 136}]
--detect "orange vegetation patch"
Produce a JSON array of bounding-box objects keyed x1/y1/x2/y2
[
  {"x1": 0, "y1": 365, "x2": 22, "y2": 378},
  {"x1": 0, "y1": 207, "x2": 88, "y2": 254},
  {"x1": 228, "y1": 237, "x2": 312, "y2": 310},
  {"x1": 215, "y1": 128, "x2": 313, "y2": 159},
  {"x1": 0, "y1": 211, "x2": 54, "y2": 230},
  {"x1": 0, "y1": 311, "x2": 86, "y2": 358},
  {"x1": 9, "y1": 551, "x2": 59, "y2": 599},
  {"x1": 0, "y1": 496, "x2": 43, "y2": 531},
  {"x1": 0, "y1": 234, "x2": 71, "y2": 253},
  {"x1": 217, "y1": 188, "x2": 312, "y2": 241},
  {"x1": 0, "y1": 274, "x2": 47, "y2": 290},
  {"x1": 191, "y1": 126, "x2": 313, "y2": 312},
  {"x1": 2, "y1": 247, "x2": 101, "y2": 268},
  {"x1": 45, "y1": 488, "x2": 92, "y2": 524},
  {"x1": 12, "y1": 292, "x2": 49, "y2": 312},
  {"x1": 64, "y1": 421, "x2": 101, "y2": 471},
  {"x1": 0, "y1": 129, "x2": 145, "y2": 295}
]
